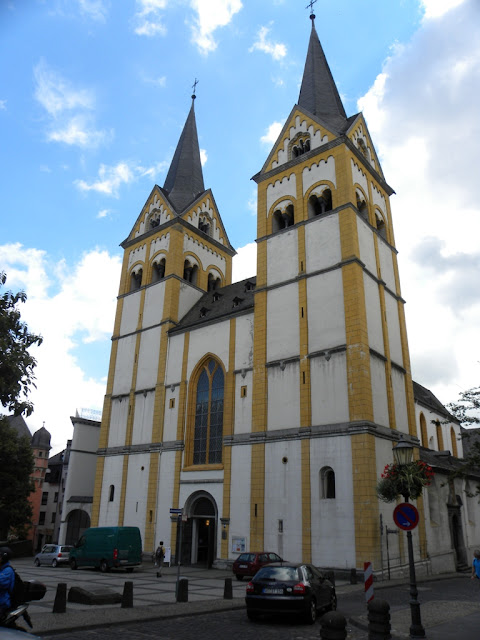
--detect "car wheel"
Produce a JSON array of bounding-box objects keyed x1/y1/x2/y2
[
  {"x1": 34, "y1": 558, "x2": 40, "y2": 567},
  {"x1": 305, "y1": 598, "x2": 317, "y2": 625},
  {"x1": 70, "y1": 559, "x2": 77, "y2": 570},
  {"x1": 247, "y1": 610, "x2": 258, "y2": 621},
  {"x1": 235, "y1": 574, "x2": 243, "y2": 581},
  {"x1": 100, "y1": 560, "x2": 109, "y2": 573},
  {"x1": 52, "y1": 559, "x2": 58, "y2": 568}
]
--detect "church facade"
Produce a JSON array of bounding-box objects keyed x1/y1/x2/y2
[{"x1": 91, "y1": 16, "x2": 474, "y2": 574}]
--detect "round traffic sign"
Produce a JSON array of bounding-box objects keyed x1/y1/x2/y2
[{"x1": 393, "y1": 503, "x2": 419, "y2": 531}]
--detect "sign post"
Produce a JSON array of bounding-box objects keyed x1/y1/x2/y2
[{"x1": 170, "y1": 508, "x2": 183, "y2": 598}]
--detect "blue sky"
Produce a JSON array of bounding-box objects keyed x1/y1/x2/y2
[{"x1": 1, "y1": 0, "x2": 479, "y2": 453}]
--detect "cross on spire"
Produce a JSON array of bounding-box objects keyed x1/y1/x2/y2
[
  {"x1": 305, "y1": 0, "x2": 317, "y2": 19},
  {"x1": 191, "y1": 77, "x2": 199, "y2": 100}
]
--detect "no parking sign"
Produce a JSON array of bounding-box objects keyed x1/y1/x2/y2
[{"x1": 393, "y1": 503, "x2": 419, "y2": 531}]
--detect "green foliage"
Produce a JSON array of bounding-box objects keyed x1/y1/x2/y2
[
  {"x1": 377, "y1": 461, "x2": 434, "y2": 503},
  {"x1": 0, "y1": 416, "x2": 34, "y2": 540},
  {"x1": 447, "y1": 387, "x2": 480, "y2": 490},
  {"x1": 0, "y1": 271, "x2": 43, "y2": 416}
]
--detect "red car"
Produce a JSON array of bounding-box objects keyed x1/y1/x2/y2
[{"x1": 232, "y1": 551, "x2": 283, "y2": 580}]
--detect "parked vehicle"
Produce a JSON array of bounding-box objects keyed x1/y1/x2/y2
[
  {"x1": 69, "y1": 526, "x2": 142, "y2": 572},
  {"x1": 245, "y1": 562, "x2": 337, "y2": 624},
  {"x1": 232, "y1": 551, "x2": 283, "y2": 580},
  {"x1": 0, "y1": 579, "x2": 46, "y2": 637},
  {"x1": 33, "y1": 545, "x2": 72, "y2": 568}
]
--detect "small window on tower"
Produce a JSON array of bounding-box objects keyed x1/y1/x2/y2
[
  {"x1": 169, "y1": 398, "x2": 175, "y2": 409},
  {"x1": 240, "y1": 386, "x2": 247, "y2": 398}
]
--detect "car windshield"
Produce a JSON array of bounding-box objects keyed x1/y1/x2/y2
[
  {"x1": 254, "y1": 566, "x2": 300, "y2": 581},
  {"x1": 237, "y1": 553, "x2": 256, "y2": 562}
]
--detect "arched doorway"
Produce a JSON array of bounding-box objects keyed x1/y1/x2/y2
[
  {"x1": 65, "y1": 509, "x2": 90, "y2": 545},
  {"x1": 448, "y1": 504, "x2": 467, "y2": 569},
  {"x1": 178, "y1": 492, "x2": 217, "y2": 568}
]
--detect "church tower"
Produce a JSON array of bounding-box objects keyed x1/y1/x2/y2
[
  {"x1": 92, "y1": 94, "x2": 235, "y2": 552},
  {"x1": 249, "y1": 11, "x2": 419, "y2": 567}
]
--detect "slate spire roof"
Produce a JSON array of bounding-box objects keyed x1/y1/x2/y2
[
  {"x1": 298, "y1": 15, "x2": 347, "y2": 132},
  {"x1": 163, "y1": 96, "x2": 205, "y2": 212}
]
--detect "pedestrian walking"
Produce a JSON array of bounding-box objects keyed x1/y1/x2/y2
[
  {"x1": 471, "y1": 549, "x2": 480, "y2": 584},
  {"x1": 155, "y1": 541, "x2": 165, "y2": 575}
]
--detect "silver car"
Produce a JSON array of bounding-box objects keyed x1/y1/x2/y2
[{"x1": 34, "y1": 544, "x2": 73, "y2": 567}]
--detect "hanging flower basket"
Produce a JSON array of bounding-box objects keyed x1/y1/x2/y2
[{"x1": 377, "y1": 461, "x2": 434, "y2": 503}]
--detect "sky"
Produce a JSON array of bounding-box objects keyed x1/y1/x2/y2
[{"x1": 1, "y1": 0, "x2": 479, "y2": 454}]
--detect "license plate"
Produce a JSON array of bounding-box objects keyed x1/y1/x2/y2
[
  {"x1": 239, "y1": 564, "x2": 248, "y2": 568},
  {"x1": 263, "y1": 588, "x2": 283, "y2": 594}
]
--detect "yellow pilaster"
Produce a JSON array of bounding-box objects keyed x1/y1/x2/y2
[
  {"x1": 221, "y1": 318, "x2": 236, "y2": 558},
  {"x1": 352, "y1": 433, "x2": 380, "y2": 566},
  {"x1": 90, "y1": 456, "x2": 105, "y2": 527},
  {"x1": 250, "y1": 443, "x2": 265, "y2": 550},
  {"x1": 118, "y1": 455, "x2": 129, "y2": 526}
]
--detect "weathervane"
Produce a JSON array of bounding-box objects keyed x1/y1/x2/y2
[
  {"x1": 305, "y1": 0, "x2": 317, "y2": 20},
  {"x1": 192, "y1": 78, "x2": 199, "y2": 100}
]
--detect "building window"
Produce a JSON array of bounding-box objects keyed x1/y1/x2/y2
[
  {"x1": 130, "y1": 268, "x2": 143, "y2": 291},
  {"x1": 272, "y1": 204, "x2": 295, "y2": 232},
  {"x1": 320, "y1": 466, "x2": 336, "y2": 499},
  {"x1": 109, "y1": 485, "x2": 115, "y2": 502},
  {"x1": 240, "y1": 386, "x2": 247, "y2": 398},
  {"x1": 308, "y1": 189, "x2": 332, "y2": 218},
  {"x1": 436, "y1": 421, "x2": 444, "y2": 451},
  {"x1": 152, "y1": 258, "x2": 166, "y2": 282},
  {"x1": 451, "y1": 427, "x2": 458, "y2": 458},
  {"x1": 51, "y1": 512, "x2": 56, "y2": 524},
  {"x1": 54, "y1": 492, "x2": 59, "y2": 503},
  {"x1": 39, "y1": 512, "x2": 46, "y2": 525},
  {"x1": 420, "y1": 413, "x2": 428, "y2": 448},
  {"x1": 183, "y1": 259, "x2": 198, "y2": 284},
  {"x1": 190, "y1": 359, "x2": 224, "y2": 465},
  {"x1": 169, "y1": 398, "x2": 175, "y2": 409},
  {"x1": 41, "y1": 492, "x2": 48, "y2": 505}
]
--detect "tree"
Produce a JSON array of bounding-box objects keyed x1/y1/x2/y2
[
  {"x1": 447, "y1": 386, "x2": 480, "y2": 493},
  {"x1": 0, "y1": 271, "x2": 43, "y2": 416},
  {"x1": 0, "y1": 416, "x2": 34, "y2": 540}
]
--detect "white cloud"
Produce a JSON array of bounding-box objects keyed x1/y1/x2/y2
[
  {"x1": 47, "y1": 115, "x2": 111, "y2": 148},
  {"x1": 97, "y1": 208, "x2": 111, "y2": 218},
  {"x1": 0, "y1": 243, "x2": 121, "y2": 454},
  {"x1": 77, "y1": 0, "x2": 108, "y2": 22},
  {"x1": 75, "y1": 162, "x2": 135, "y2": 197},
  {"x1": 250, "y1": 24, "x2": 287, "y2": 61},
  {"x1": 0, "y1": 99, "x2": 6, "y2": 110},
  {"x1": 421, "y1": 0, "x2": 466, "y2": 19},
  {"x1": 358, "y1": 0, "x2": 480, "y2": 403},
  {"x1": 232, "y1": 242, "x2": 256, "y2": 283},
  {"x1": 200, "y1": 148, "x2": 208, "y2": 166},
  {"x1": 260, "y1": 120, "x2": 283, "y2": 145},
  {"x1": 189, "y1": 0, "x2": 242, "y2": 55},
  {"x1": 134, "y1": 0, "x2": 168, "y2": 37}
]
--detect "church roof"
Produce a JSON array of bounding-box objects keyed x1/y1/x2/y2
[
  {"x1": 6, "y1": 414, "x2": 32, "y2": 441},
  {"x1": 413, "y1": 380, "x2": 458, "y2": 423},
  {"x1": 298, "y1": 17, "x2": 347, "y2": 133},
  {"x1": 170, "y1": 276, "x2": 256, "y2": 334},
  {"x1": 163, "y1": 98, "x2": 206, "y2": 213},
  {"x1": 31, "y1": 425, "x2": 51, "y2": 450}
]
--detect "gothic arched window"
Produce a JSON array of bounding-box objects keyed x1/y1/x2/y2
[
  {"x1": 191, "y1": 359, "x2": 224, "y2": 466},
  {"x1": 320, "y1": 466, "x2": 335, "y2": 499},
  {"x1": 420, "y1": 413, "x2": 428, "y2": 448}
]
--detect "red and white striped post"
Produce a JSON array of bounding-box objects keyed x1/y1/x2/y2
[{"x1": 364, "y1": 562, "x2": 374, "y2": 603}]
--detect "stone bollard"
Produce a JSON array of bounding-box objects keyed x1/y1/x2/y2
[
  {"x1": 320, "y1": 610, "x2": 347, "y2": 640},
  {"x1": 350, "y1": 568, "x2": 357, "y2": 585},
  {"x1": 52, "y1": 583, "x2": 67, "y2": 613},
  {"x1": 224, "y1": 577, "x2": 233, "y2": 600},
  {"x1": 121, "y1": 581, "x2": 133, "y2": 608},
  {"x1": 367, "y1": 598, "x2": 391, "y2": 640},
  {"x1": 176, "y1": 577, "x2": 188, "y2": 602}
]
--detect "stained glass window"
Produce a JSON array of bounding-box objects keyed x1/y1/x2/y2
[{"x1": 193, "y1": 360, "x2": 224, "y2": 465}]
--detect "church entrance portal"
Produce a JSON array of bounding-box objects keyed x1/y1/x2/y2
[{"x1": 177, "y1": 493, "x2": 216, "y2": 567}]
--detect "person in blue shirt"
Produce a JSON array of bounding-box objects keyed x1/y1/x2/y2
[
  {"x1": 471, "y1": 549, "x2": 480, "y2": 580},
  {"x1": 0, "y1": 547, "x2": 15, "y2": 617}
]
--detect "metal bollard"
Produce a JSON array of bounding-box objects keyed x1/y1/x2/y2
[
  {"x1": 224, "y1": 577, "x2": 233, "y2": 600},
  {"x1": 320, "y1": 610, "x2": 347, "y2": 640},
  {"x1": 367, "y1": 598, "x2": 391, "y2": 640},
  {"x1": 176, "y1": 577, "x2": 188, "y2": 602},
  {"x1": 52, "y1": 583, "x2": 67, "y2": 613},
  {"x1": 350, "y1": 568, "x2": 357, "y2": 584},
  {"x1": 121, "y1": 581, "x2": 134, "y2": 608}
]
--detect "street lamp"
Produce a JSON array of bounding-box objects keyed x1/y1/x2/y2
[{"x1": 393, "y1": 438, "x2": 425, "y2": 639}]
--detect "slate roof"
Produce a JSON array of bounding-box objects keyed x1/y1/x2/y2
[
  {"x1": 170, "y1": 276, "x2": 256, "y2": 334},
  {"x1": 163, "y1": 98, "x2": 206, "y2": 213},
  {"x1": 6, "y1": 414, "x2": 32, "y2": 441},
  {"x1": 413, "y1": 380, "x2": 458, "y2": 422},
  {"x1": 298, "y1": 18, "x2": 348, "y2": 134},
  {"x1": 31, "y1": 425, "x2": 51, "y2": 450}
]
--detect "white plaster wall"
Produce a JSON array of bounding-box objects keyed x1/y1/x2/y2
[
  {"x1": 98, "y1": 455, "x2": 123, "y2": 526},
  {"x1": 273, "y1": 115, "x2": 328, "y2": 168},
  {"x1": 187, "y1": 198, "x2": 224, "y2": 245},
  {"x1": 187, "y1": 322, "x2": 230, "y2": 378},
  {"x1": 364, "y1": 274, "x2": 384, "y2": 355},
  {"x1": 127, "y1": 244, "x2": 147, "y2": 270},
  {"x1": 123, "y1": 453, "x2": 150, "y2": 541},
  {"x1": 266, "y1": 229, "x2": 298, "y2": 287},
  {"x1": 234, "y1": 371, "x2": 253, "y2": 435},
  {"x1": 165, "y1": 334, "x2": 185, "y2": 386},
  {"x1": 305, "y1": 214, "x2": 341, "y2": 273},
  {"x1": 370, "y1": 356, "x2": 389, "y2": 428},
  {"x1": 392, "y1": 369, "x2": 408, "y2": 434},
  {"x1": 267, "y1": 283, "x2": 299, "y2": 361},
  {"x1": 310, "y1": 436, "x2": 355, "y2": 567},
  {"x1": 267, "y1": 363, "x2": 300, "y2": 430},
  {"x1": 357, "y1": 219, "x2": 377, "y2": 276},
  {"x1": 384, "y1": 293, "x2": 403, "y2": 367},
  {"x1": 372, "y1": 184, "x2": 386, "y2": 217},
  {"x1": 302, "y1": 155, "x2": 336, "y2": 194},
  {"x1": 112, "y1": 335, "x2": 136, "y2": 395},
  {"x1": 234, "y1": 314, "x2": 254, "y2": 370},
  {"x1": 229, "y1": 445, "x2": 252, "y2": 557},
  {"x1": 351, "y1": 159, "x2": 369, "y2": 195},
  {"x1": 143, "y1": 282, "x2": 165, "y2": 328},
  {"x1": 310, "y1": 353, "x2": 349, "y2": 425},
  {"x1": 162, "y1": 386, "x2": 179, "y2": 442},
  {"x1": 178, "y1": 282, "x2": 205, "y2": 321},
  {"x1": 264, "y1": 440, "x2": 303, "y2": 561},
  {"x1": 154, "y1": 452, "x2": 177, "y2": 551},
  {"x1": 378, "y1": 242, "x2": 396, "y2": 292},
  {"x1": 120, "y1": 292, "x2": 141, "y2": 336},
  {"x1": 107, "y1": 398, "x2": 129, "y2": 448},
  {"x1": 266, "y1": 174, "x2": 297, "y2": 214},
  {"x1": 131, "y1": 391, "x2": 155, "y2": 445},
  {"x1": 149, "y1": 233, "x2": 170, "y2": 258},
  {"x1": 136, "y1": 327, "x2": 161, "y2": 390},
  {"x1": 183, "y1": 234, "x2": 226, "y2": 275},
  {"x1": 307, "y1": 271, "x2": 346, "y2": 353},
  {"x1": 65, "y1": 421, "x2": 100, "y2": 498}
]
